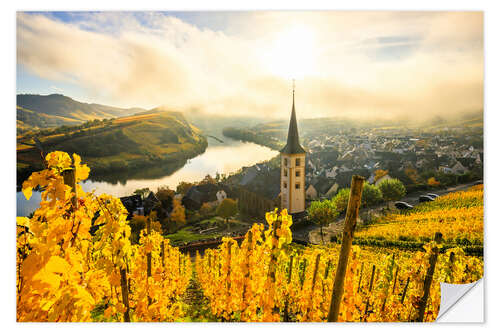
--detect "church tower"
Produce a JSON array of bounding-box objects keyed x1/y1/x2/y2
[{"x1": 280, "y1": 83, "x2": 306, "y2": 214}]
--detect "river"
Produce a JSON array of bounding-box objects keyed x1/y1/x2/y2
[{"x1": 16, "y1": 136, "x2": 278, "y2": 216}]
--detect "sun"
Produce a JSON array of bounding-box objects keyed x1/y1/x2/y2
[{"x1": 261, "y1": 25, "x2": 318, "y2": 79}]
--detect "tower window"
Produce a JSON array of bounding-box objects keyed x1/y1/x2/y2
[
  {"x1": 284, "y1": 158, "x2": 288, "y2": 166},
  {"x1": 296, "y1": 170, "x2": 300, "y2": 177},
  {"x1": 296, "y1": 158, "x2": 301, "y2": 166},
  {"x1": 283, "y1": 182, "x2": 287, "y2": 189},
  {"x1": 284, "y1": 169, "x2": 288, "y2": 177},
  {"x1": 295, "y1": 183, "x2": 300, "y2": 189}
]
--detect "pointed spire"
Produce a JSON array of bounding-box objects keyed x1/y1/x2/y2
[{"x1": 280, "y1": 80, "x2": 306, "y2": 154}]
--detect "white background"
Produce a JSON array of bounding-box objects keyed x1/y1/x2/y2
[{"x1": 1, "y1": 0, "x2": 497, "y2": 332}]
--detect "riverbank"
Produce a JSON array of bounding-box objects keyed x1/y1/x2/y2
[
  {"x1": 222, "y1": 127, "x2": 283, "y2": 151},
  {"x1": 17, "y1": 137, "x2": 278, "y2": 216}
]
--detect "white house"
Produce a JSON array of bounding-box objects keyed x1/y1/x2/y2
[{"x1": 216, "y1": 190, "x2": 227, "y2": 204}]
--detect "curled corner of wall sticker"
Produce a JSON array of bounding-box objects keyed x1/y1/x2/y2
[{"x1": 436, "y1": 278, "x2": 484, "y2": 323}]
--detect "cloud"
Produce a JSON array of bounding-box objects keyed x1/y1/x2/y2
[{"x1": 17, "y1": 11, "x2": 483, "y2": 121}]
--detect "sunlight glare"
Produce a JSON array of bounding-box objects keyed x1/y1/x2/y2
[{"x1": 262, "y1": 25, "x2": 318, "y2": 79}]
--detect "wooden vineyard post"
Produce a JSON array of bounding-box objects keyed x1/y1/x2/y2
[
  {"x1": 311, "y1": 253, "x2": 321, "y2": 290},
  {"x1": 392, "y1": 265, "x2": 399, "y2": 294},
  {"x1": 300, "y1": 259, "x2": 308, "y2": 290},
  {"x1": 324, "y1": 260, "x2": 332, "y2": 280},
  {"x1": 417, "y1": 232, "x2": 442, "y2": 322},
  {"x1": 304, "y1": 253, "x2": 322, "y2": 320},
  {"x1": 62, "y1": 168, "x2": 78, "y2": 209},
  {"x1": 146, "y1": 218, "x2": 152, "y2": 305},
  {"x1": 284, "y1": 255, "x2": 294, "y2": 322},
  {"x1": 120, "y1": 268, "x2": 131, "y2": 322},
  {"x1": 146, "y1": 218, "x2": 152, "y2": 277},
  {"x1": 161, "y1": 240, "x2": 165, "y2": 268},
  {"x1": 243, "y1": 231, "x2": 253, "y2": 304},
  {"x1": 357, "y1": 262, "x2": 364, "y2": 293},
  {"x1": 401, "y1": 277, "x2": 410, "y2": 303},
  {"x1": 368, "y1": 265, "x2": 376, "y2": 292},
  {"x1": 327, "y1": 175, "x2": 364, "y2": 322},
  {"x1": 448, "y1": 251, "x2": 456, "y2": 284},
  {"x1": 227, "y1": 242, "x2": 232, "y2": 293}
]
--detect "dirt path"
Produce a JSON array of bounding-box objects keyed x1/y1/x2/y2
[{"x1": 181, "y1": 262, "x2": 214, "y2": 321}]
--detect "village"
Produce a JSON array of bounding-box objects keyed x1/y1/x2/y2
[{"x1": 118, "y1": 98, "x2": 483, "y2": 251}]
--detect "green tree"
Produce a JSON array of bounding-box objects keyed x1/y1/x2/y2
[
  {"x1": 156, "y1": 186, "x2": 175, "y2": 211},
  {"x1": 378, "y1": 178, "x2": 406, "y2": 207},
  {"x1": 216, "y1": 198, "x2": 238, "y2": 227},
  {"x1": 176, "y1": 181, "x2": 194, "y2": 196},
  {"x1": 200, "y1": 202, "x2": 213, "y2": 218},
  {"x1": 307, "y1": 199, "x2": 339, "y2": 244},
  {"x1": 361, "y1": 183, "x2": 383, "y2": 207},
  {"x1": 332, "y1": 188, "x2": 350, "y2": 214},
  {"x1": 133, "y1": 187, "x2": 150, "y2": 200}
]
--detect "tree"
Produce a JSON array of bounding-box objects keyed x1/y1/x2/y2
[
  {"x1": 169, "y1": 199, "x2": 186, "y2": 231},
  {"x1": 405, "y1": 167, "x2": 419, "y2": 184},
  {"x1": 176, "y1": 181, "x2": 194, "y2": 196},
  {"x1": 133, "y1": 187, "x2": 150, "y2": 200},
  {"x1": 156, "y1": 186, "x2": 175, "y2": 211},
  {"x1": 427, "y1": 177, "x2": 440, "y2": 187},
  {"x1": 378, "y1": 178, "x2": 406, "y2": 207},
  {"x1": 361, "y1": 183, "x2": 383, "y2": 207},
  {"x1": 216, "y1": 198, "x2": 238, "y2": 227},
  {"x1": 200, "y1": 202, "x2": 213, "y2": 218},
  {"x1": 199, "y1": 174, "x2": 216, "y2": 185},
  {"x1": 307, "y1": 199, "x2": 339, "y2": 244},
  {"x1": 332, "y1": 188, "x2": 350, "y2": 214}
]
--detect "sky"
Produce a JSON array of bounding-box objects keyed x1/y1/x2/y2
[{"x1": 16, "y1": 11, "x2": 483, "y2": 121}]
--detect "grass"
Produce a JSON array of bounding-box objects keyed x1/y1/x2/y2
[
  {"x1": 16, "y1": 110, "x2": 208, "y2": 178},
  {"x1": 165, "y1": 227, "x2": 222, "y2": 245}
]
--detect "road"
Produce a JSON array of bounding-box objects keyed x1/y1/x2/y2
[{"x1": 297, "y1": 181, "x2": 481, "y2": 244}]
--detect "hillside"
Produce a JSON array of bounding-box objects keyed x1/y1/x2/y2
[
  {"x1": 17, "y1": 110, "x2": 208, "y2": 182},
  {"x1": 16, "y1": 94, "x2": 146, "y2": 128},
  {"x1": 17, "y1": 105, "x2": 82, "y2": 134}
]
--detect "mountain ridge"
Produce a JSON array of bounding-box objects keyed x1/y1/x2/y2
[{"x1": 17, "y1": 93, "x2": 147, "y2": 129}]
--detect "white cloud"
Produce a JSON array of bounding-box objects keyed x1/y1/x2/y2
[{"x1": 17, "y1": 11, "x2": 483, "y2": 121}]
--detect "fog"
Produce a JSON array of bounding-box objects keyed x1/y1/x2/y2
[{"x1": 17, "y1": 11, "x2": 483, "y2": 122}]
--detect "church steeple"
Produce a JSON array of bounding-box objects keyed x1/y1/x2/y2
[{"x1": 280, "y1": 81, "x2": 306, "y2": 154}]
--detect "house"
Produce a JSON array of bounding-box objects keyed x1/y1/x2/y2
[
  {"x1": 451, "y1": 161, "x2": 468, "y2": 175},
  {"x1": 216, "y1": 190, "x2": 227, "y2": 203},
  {"x1": 325, "y1": 166, "x2": 338, "y2": 179},
  {"x1": 325, "y1": 183, "x2": 339, "y2": 198},
  {"x1": 439, "y1": 166, "x2": 453, "y2": 174},
  {"x1": 143, "y1": 192, "x2": 160, "y2": 216},
  {"x1": 120, "y1": 194, "x2": 144, "y2": 218},
  {"x1": 182, "y1": 183, "x2": 230, "y2": 210},
  {"x1": 305, "y1": 184, "x2": 318, "y2": 200}
]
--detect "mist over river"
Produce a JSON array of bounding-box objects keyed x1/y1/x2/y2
[{"x1": 16, "y1": 136, "x2": 277, "y2": 216}]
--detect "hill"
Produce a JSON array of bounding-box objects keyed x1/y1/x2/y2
[
  {"x1": 16, "y1": 93, "x2": 146, "y2": 128},
  {"x1": 17, "y1": 110, "x2": 207, "y2": 183}
]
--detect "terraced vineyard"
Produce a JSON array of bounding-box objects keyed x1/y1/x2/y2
[{"x1": 17, "y1": 152, "x2": 483, "y2": 322}]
